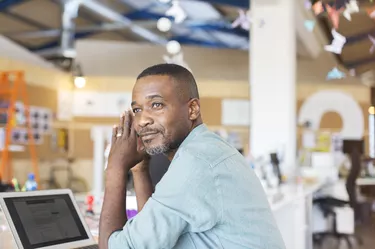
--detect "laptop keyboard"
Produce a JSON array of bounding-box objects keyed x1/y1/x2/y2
[{"x1": 75, "y1": 245, "x2": 99, "y2": 249}]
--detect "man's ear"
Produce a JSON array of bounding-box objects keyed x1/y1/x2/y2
[{"x1": 188, "y1": 98, "x2": 200, "y2": 121}]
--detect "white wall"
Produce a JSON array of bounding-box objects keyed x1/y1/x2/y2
[{"x1": 0, "y1": 35, "x2": 58, "y2": 70}]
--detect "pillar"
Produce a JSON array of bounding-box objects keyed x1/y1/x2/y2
[
  {"x1": 91, "y1": 126, "x2": 111, "y2": 200},
  {"x1": 250, "y1": 0, "x2": 296, "y2": 175}
]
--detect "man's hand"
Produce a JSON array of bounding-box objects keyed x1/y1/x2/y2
[
  {"x1": 99, "y1": 110, "x2": 140, "y2": 249},
  {"x1": 107, "y1": 110, "x2": 144, "y2": 171}
]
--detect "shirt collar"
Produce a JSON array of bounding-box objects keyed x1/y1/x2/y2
[{"x1": 174, "y1": 123, "x2": 207, "y2": 157}]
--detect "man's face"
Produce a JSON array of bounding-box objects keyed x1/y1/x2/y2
[{"x1": 131, "y1": 75, "x2": 191, "y2": 155}]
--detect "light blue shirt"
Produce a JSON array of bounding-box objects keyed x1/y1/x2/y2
[{"x1": 109, "y1": 124, "x2": 286, "y2": 249}]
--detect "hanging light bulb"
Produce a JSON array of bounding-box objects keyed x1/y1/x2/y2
[
  {"x1": 166, "y1": 40, "x2": 181, "y2": 55},
  {"x1": 157, "y1": 17, "x2": 172, "y2": 32},
  {"x1": 74, "y1": 76, "x2": 86, "y2": 88}
]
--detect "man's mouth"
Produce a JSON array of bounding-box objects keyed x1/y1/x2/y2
[{"x1": 140, "y1": 132, "x2": 159, "y2": 140}]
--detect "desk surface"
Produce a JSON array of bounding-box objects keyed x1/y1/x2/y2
[
  {"x1": 266, "y1": 181, "x2": 323, "y2": 211},
  {"x1": 0, "y1": 183, "x2": 323, "y2": 248}
]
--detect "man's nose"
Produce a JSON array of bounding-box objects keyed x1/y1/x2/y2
[{"x1": 138, "y1": 112, "x2": 154, "y2": 128}]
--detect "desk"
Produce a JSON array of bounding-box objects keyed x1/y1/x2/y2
[
  {"x1": 1, "y1": 185, "x2": 322, "y2": 249},
  {"x1": 266, "y1": 182, "x2": 323, "y2": 249}
]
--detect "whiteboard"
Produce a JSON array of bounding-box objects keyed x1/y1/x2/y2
[
  {"x1": 104, "y1": 92, "x2": 132, "y2": 117},
  {"x1": 70, "y1": 91, "x2": 132, "y2": 117},
  {"x1": 221, "y1": 99, "x2": 250, "y2": 126},
  {"x1": 72, "y1": 91, "x2": 106, "y2": 117}
]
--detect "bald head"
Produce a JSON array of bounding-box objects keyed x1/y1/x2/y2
[{"x1": 136, "y1": 63, "x2": 199, "y2": 101}]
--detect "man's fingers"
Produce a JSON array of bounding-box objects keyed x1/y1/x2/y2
[
  {"x1": 111, "y1": 125, "x2": 118, "y2": 144},
  {"x1": 136, "y1": 135, "x2": 145, "y2": 151},
  {"x1": 118, "y1": 113, "x2": 125, "y2": 137},
  {"x1": 122, "y1": 110, "x2": 133, "y2": 138}
]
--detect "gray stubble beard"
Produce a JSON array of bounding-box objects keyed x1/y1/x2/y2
[{"x1": 145, "y1": 143, "x2": 170, "y2": 155}]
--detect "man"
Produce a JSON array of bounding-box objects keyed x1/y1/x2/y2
[{"x1": 99, "y1": 64, "x2": 285, "y2": 249}]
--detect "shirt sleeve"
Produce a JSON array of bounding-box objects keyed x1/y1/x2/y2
[{"x1": 108, "y1": 150, "x2": 221, "y2": 249}]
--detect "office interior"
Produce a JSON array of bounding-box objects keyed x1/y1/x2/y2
[{"x1": 1, "y1": 0, "x2": 375, "y2": 248}]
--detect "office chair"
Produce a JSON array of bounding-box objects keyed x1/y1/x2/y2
[{"x1": 313, "y1": 147, "x2": 364, "y2": 248}]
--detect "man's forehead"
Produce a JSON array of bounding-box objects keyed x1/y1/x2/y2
[
  {"x1": 132, "y1": 75, "x2": 177, "y2": 101},
  {"x1": 133, "y1": 75, "x2": 176, "y2": 93}
]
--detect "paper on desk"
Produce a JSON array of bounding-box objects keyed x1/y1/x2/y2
[{"x1": 334, "y1": 206, "x2": 354, "y2": 234}]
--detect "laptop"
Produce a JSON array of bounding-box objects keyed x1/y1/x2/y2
[{"x1": 0, "y1": 189, "x2": 98, "y2": 249}]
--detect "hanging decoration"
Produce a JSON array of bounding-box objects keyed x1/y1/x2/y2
[
  {"x1": 231, "y1": 8, "x2": 265, "y2": 30},
  {"x1": 326, "y1": 5, "x2": 342, "y2": 30},
  {"x1": 308, "y1": 1, "x2": 364, "y2": 80},
  {"x1": 324, "y1": 29, "x2": 346, "y2": 54},
  {"x1": 311, "y1": 1, "x2": 358, "y2": 27},
  {"x1": 368, "y1": 35, "x2": 375, "y2": 54},
  {"x1": 326, "y1": 67, "x2": 346, "y2": 80},
  {"x1": 342, "y1": 0, "x2": 359, "y2": 21},
  {"x1": 366, "y1": 5, "x2": 375, "y2": 18},
  {"x1": 305, "y1": 0, "x2": 312, "y2": 10},
  {"x1": 304, "y1": 20, "x2": 316, "y2": 32},
  {"x1": 161, "y1": 0, "x2": 190, "y2": 71},
  {"x1": 165, "y1": 0, "x2": 187, "y2": 24},
  {"x1": 312, "y1": 1, "x2": 324, "y2": 15},
  {"x1": 231, "y1": 9, "x2": 251, "y2": 30}
]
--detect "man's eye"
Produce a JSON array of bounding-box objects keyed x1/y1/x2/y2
[
  {"x1": 152, "y1": 103, "x2": 163, "y2": 108},
  {"x1": 133, "y1": 108, "x2": 141, "y2": 113}
]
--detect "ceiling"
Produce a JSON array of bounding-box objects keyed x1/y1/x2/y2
[
  {"x1": 0, "y1": 0, "x2": 318, "y2": 60},
  {"x1": 316, "y1": 0, "x2": 375, "y2": 75},
  {"x1": 3, "y1": 0, "x2": 371, "y2": 79},
  {"x1": 0, "y1": 0, "x2": 249, "y2": 57}
]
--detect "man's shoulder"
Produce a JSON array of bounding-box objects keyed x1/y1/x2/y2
[{"x1": 176, "y1": 130, "x2": 239, "y2": 167}]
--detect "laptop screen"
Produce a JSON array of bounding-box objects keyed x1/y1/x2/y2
[{"x1": 4, "y1": 194, "x2": 89, "y2": 248}]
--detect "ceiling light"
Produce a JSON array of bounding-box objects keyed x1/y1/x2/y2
[
  {"x1": 166, "y1": 40, "x2": 181, "y2": 55},
  {"x1": 74, "y1": 76, "x2": 86, "y2": 88},
  {"x1": 157, "y1": 17, "x2": 172, "y2": 32}
]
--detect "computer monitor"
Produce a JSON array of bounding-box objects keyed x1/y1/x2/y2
[{"x1": 0, "y1": 189, "x2": 97, "y2": 249}]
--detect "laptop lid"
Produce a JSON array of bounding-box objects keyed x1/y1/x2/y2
[{"x1": 0, "y1": 189, "x2": 96, "y2": 249}]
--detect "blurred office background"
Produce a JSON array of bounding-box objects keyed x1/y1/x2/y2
[{"x1": 1, "y1": 0, "x2": 375, "y2": 248}]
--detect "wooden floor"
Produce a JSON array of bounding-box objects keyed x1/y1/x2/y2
[{"x1": 314, "y1": 221, "x2": 375, "y2": 249}]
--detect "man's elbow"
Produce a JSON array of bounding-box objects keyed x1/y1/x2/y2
[{"x1": 106, "y1": 230, "x2": 132, "y2": 249}]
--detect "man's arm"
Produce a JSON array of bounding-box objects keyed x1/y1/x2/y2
[
  {"x1": 131, "y1": 159, "x2": 154, "y2": 212},
  {"x1": 99, "y1": 111, "x2": 145, "y2": 249},
  {"x1": 99, "y1": 166, "x2": 128, "y2": 249},
  {"x1": 107, "y1": 151, "x2": 221, "y2": 249}
]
